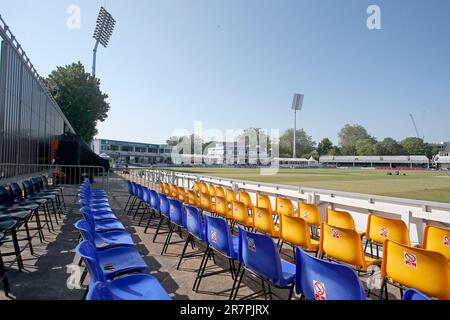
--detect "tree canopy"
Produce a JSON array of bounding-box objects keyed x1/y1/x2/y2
[
  {"x1": 278, "y1": 129, "x2": 316, "y2": 158},
  {"x1": 338, "y1": 124, "x2": 374, "y2": 147},
  {"x1": 46, "y1": 62, "x2": 110, "y2": 143}
]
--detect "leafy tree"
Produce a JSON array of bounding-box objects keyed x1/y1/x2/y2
[
  {"x1": 355, "y1": 138, "x2": 377, "y2": 155},
  {"x1": 317, "y1": 138, "x2": 334, "y2": 155},
  {"x1": 374, "y1": 138, "x2": 404, "y2": 155},
  {"x1": 400, "y1": 137, "x2": 429, "y2": 156},
  {"x1": 279, "y1": 129, "x2": 316, "y2": 158},
  {"x1": 328, "y1": 146, "x2": 341, "y2": 156},
  {"x1": 166, "y1": 136, "x2": 180, "y2": 146},
  {"x1": 46, "y1": 62, "x2": 110, "y2": 143},
  {"x1": 338, "y1": 124, "x2": 374, "y2": 147},
  {"x1": 341, "y1": 144, "x2": 357, "y2": 156}
]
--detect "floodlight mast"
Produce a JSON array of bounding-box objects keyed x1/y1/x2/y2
[
  {"x1": 292, "y1": 94, "x2": 304, "y2": 159},
  {"x1": 92, "y1": 6, "x2": 116, "y2": 77}
]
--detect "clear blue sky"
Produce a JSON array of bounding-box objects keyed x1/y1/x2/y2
[{"x1": 2, "y1": 0, "x2": 450, "y2": 144}]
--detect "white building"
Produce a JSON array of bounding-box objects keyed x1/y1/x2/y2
[
  {"x1": 273, "y1": 157, "x2": 319, "y2": 168},
  {"x1": 433, "y1": 156, "x2": 450, "y2": 170}
]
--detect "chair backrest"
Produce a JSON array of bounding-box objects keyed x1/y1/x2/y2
[
  {"x1": 366, "y1": 214, "x2": 410, "y2": 246},
  {"x1": 326, "y1": 208, "x2": 356, "y2": 230},
  {"x1": 158, "y1": 182, "x2": 165, "y2": 194},
  {"x1": 422, "y1": 225, "x2": 450, "y2": 261},
  {"x1": 256, "y1": 193, "x2": 273, "y2": 213},
  {"x1": 200, "y1": 193, "x2": 213, "y2": 212},
  {"x1": 238, "y1": 228, "x2": 282, "y2": 284},
  {"x1": 177, "y1": 187, "x2": 186, "y2": 202},
  {"x1": 215, "y1": 196, "x2": 229, "y2": 218},
  {"x1": 163, "y1": 183, "x2": 171, "y2": 195},
  {"x1": 31, "y1": 177, "x2": 42, "y2": 193},
  {"x1": 22, "y1": 180, "x2": 36, "y2": 198},
  {"x1": 8, "y1": 183, "x2": 24, "y2": 202},
  {"x1": 127, "y1": 180, "x2": 133, "y2": 194},
  {"x1": 238, "y1": 191, "x2": 253, "y2": 210},
  {"x1": 204, "y1": 215, "x2": 234, "y2": 257},
  {"x1": 186, "y1": 190, "x2": 199, "y2": 206},
  {"x1": 169, "y1": 184, "x2": 178, "y2": 198},
  {"x1": 76, "y1": 240, "x2": 105, "y2": 286},
  {"x1": 132, "y1": 182, "x2": 139, "y2": 196},
  {"x1": 149, "y1": 190, "x2": 160, "y2": 211},
  {"x1": 298, "y1": 203, "x2": 322, "y2": 227},
  {"x1": 381, "y1": 240, "x2": 450, "y2": 300},
  {"x1": 253, "y1": 207, "x2": 276, "y2": 235},
  {"x1": 200, "y1": 182, "x2": 209, "y2": 194},
  {"x1": 185, "y1": 205, "x2": 204, "y2": 240},
  {"x1": 193, "y1": 181, "x2": 200, "y2": 193},
  {"x1": 80, "y1": 207, "x2": 96, "y2": 229},
  {"x1": 168, "y1": 199, "x2": 184, "y2": 226},
  {"x1": 208, "y1": 184, "x2": 216, "y2": 198},
  {"x1": 74, "y1": 219, "x2": 96, "y2": 245},
  {"x1": 276, "y1": 197, "x2": 294, "y2": 217},
  {"x1": 0, "y1": 186, "x2": 13, "y2": 206},
  {"x1": 226, "y1": 188, "x2": 237, "y2": 203},
  {"x1": 216, "y1": 186, "x2": 226, "y2": 199},
  {"x1": 142, "y1": 186, "x2": 150, "y2": 204},
  {"x1": 280, "y1": 215, "x2": 313, "y2": 249},
  {"x1": 402, "y1": 289, "x2": 432, "y2": 300},
  {"x1": 295, "y1": 247, "x2": 366, "y2": 300},
  {"x1": 86, "y1": 282, "x2": 115, "y2": 300},
  {"x1": 232, "y1": 201, "x2": 251, "y2": 226},
  {"x1": 159, "y1": 193, "x2": 170, "y2": 216},
  {"x1": 320, "y1": 223, "x2": 367, "y2": 270}
]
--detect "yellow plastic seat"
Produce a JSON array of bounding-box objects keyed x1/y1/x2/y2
[
  {"x1": 422, "y1": 225, "x2": 450, "y2": 261},
  {"x1": 254, "y1": 207, "x2": 279, "y2": 238},
  {"x1": 216, "y1": 186, "x2": 226, "y2": 199},
  {"x1": 238, "y1": 191, "x2": 254, "y2": 215},
  {"x1": 162, "y1": 183, "x2": 170, "y2": 195},
  {"x1": 381, "y1": 240, "x2": 450, "y2": 300},
  {"x1": 186, "y1": 190, "x2": 199, "y2": 206},
  {"x1": 200, "y1": 182, "x2": 209, "y2": 195},
  {"x1": 231, "y1": 201, "x2": 254, "y2": 228},
  {"x1": 158, "y1": 182, "x2": 165, "y2": 194},
  {"x1": 320, "y1": 223, "x2": 380, "y2": 271},
  {"x1": 280, "y1": 214, "x2": 319, "y2": 253},
  {"x1": 177, "y1": 186, "x2": 186, "y2": 202},
  {"x1": 326, "y1": 208, "x2": 365, "y2": 238},
  {"x1": 225, "y1": 188, "x2": 237, "y2": 204},
  {"x1": 200, "y1": 192, "x2": 214, "y2": 213},
  {"x1": 215, "y1": 196, "x2": 231, "y2": 219},
  {"x1": 193, "y1": 181, "x2": 200, "y2": 193},
  {"x1": 276, "y1": 197, "x2": 295, "y2": 217},
  {"x1": 257, "y1": 193, "x2": 276, "y2": 215},
  {"x1": 209, "y1": 184, "x2": 217, "y2": 198},
  {"x1": 169, "y1": 184, "x2": 178, "y2": 198},
  {"x1": 298, "y1": 202, "x2": 322, "y2": 227}
]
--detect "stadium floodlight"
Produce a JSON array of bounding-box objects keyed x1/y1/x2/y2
[
  {"x1": 92, "y1": 6, "x2": 116, "y2": 77},
  {"x1": 291, "y1": 94, "x2": 304, "y2": 158}
]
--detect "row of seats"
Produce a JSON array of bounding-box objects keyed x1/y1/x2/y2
[
  {"x1": 127, "y1": 180, "x2": 450, "y2": 300},
  {"x1": 0, "y1": 176, "x2": 65, "y2": 297},
  {"x1": 74, "y1": 179, "x2": 171, "y2": 300}
]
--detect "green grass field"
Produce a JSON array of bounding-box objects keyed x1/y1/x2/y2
[{"x1": 165, "y1": 168, "x2": 450, "y2": 203}]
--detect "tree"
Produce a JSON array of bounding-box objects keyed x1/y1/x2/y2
[
  {"x1": 279, "y1": 129, "x2": 316, "y2": 158},
  {"x1": 166, "y1": 136, "x2": 180, "y2": 146},
  {"x1": 329, "y1": 146, "x2": 341, "y2": 156},
  {"x1": 400, "y1": 137, "x2": 429, "y2": 156},
  {"x1": 46, "y1": 62, "x2": 110, "y2": 143},
  {"x1": 374, "y1": 138, "x2": 404, "y2": 155},
  {"x1": 355, "y1": 138, "x2": 377, "y2": 155},
  {"x1": 317, "y1": 138, "x2": 334, "y2": 156},
  {"x1": 338, "y1": 124, "x2": 374, "y2": 147}
]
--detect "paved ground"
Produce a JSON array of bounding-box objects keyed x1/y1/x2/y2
[{"x1": 0, "y1": 173, "x2": 400, "y2": 300}]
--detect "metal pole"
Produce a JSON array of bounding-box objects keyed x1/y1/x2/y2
[
  {"x1": 92, "y1": 40, "x2": 99, "y2": 77},
  {"x1": 293, "y1": 109, "x2": 297, "y2": 158}
]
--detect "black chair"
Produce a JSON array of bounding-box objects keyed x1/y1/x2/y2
[
  {"x1": 0, "y1": 214, "x2": 24, "y2": 272},
  {"x1": 9, "y1": 183, "x2": 49, "y2": 242},
  {"x1": 0, "y1": 231, "x2": 10, "y2": 296},
  {"x1": 41, "y1": 176, "x2": 66, "y2": 210},
  {"x1": 23, "y1": 180, "x2": 59, "y2": 228},
  {"x1": 31, "y1": 177, "x2": 64, "y2": 218}
]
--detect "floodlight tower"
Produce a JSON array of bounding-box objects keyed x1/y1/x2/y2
[
  {"x1": 291, "y1": 94, "x2": 304, "y2": 158},
  {"x1": 92, "y1": 6, "x2": 116, "y2": 77}
]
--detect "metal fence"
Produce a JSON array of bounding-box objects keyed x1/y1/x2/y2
[
  {"x1": 0, "y1": 15, "x2": 74, "y2": 173},
  {"x1": 122, "y1": 168, "x2": 450, "y2": 245}
]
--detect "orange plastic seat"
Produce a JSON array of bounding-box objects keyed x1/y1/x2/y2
[
  {"x1": 200, "y1": 182, "x2": 209, "y2": 195},
  {"x1": 326, "y1": 208, "x2": 365, "y2": 238},
  {"x1": 215, "y1": 196, "x2": 231, "y2": 219},
  {"x1": 257, "y1": 193, "x2": 276, "y2": 215},
  {"x1": 186, "y1": 190, "x2": 199, "y2": 206},
  {"x1": 280, "y1": 215, "x2": 319, "y2": 254},
  {"x1": 381, "y1": 240, "x2": 450, "y2": 300},
  {"x1": 238, "y1": 191, "x2": 254, "y2": 215},
  {"x1": 320, "y1": 223, "x2": 380, "y2": 272},
  {"x1": 208, "y1": 184, "x2": 217, "y2": 198},
  {"x1": 276, "y1": 197, "x2": 295, "y2": 217},
  {"x1": 422, "y1": 225, "x2": 450, "y2": 261},
  {"x1": 200, "y1": 192, "x2": 214, "y2": 213},
  {"x1": 177, "y1": 186, "x2": 186, "y2": 202},
  {"x1": 216, "y1": 186, "x2": 226, "y2": 199},
  {"x1": 298, "y1": 202, "x2": 322, "y2": 227},
  {"x1": 254, "y1": 207, "x2": 279, "y2": 238},
  {"x1": 231, "y1": 201, "x2": 254, "y2": 228}
]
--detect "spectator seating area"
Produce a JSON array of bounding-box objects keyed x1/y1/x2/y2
[
  {"x1": 74, "y1": 179, "x2": 171, "y2": 300},
  {"x1": 122, "y1": 179, "x2": 449, "y2": 300},
  {"x1": 0, "y1": 176, "x2": 65, "y2": 297}
]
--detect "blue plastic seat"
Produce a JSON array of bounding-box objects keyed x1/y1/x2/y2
[
  {"x1": 75, "y1": 220, "x2": 134, "y2": 250},
  {"x1": 76, "y1": 240, "x2": 148, "y2": 281},
  {"x1": 295, "y1": 247, "x2": 366, "y2": 300},
  {"x1": 87, "y1": 275, "x2": 171, "y2": 300},
  {"x1": 193, "y1": 215, "x2": 239, "y2": 293},
  {"x1": 402, "y1": 288, "x2": 432, "y2": 300},
  {"x1": 80, "y1": 208, "x2": 125, "y2": 233},
  {"x1": 152, "y1": 193, "x2": 170, "y2": 242},
  {"x1": 80, "y1": 206, "x2": 118, "y2": 221},
  {"x1": 160, "y1": 199, "x2": 185, "y2": 255},
  {"x1": 231, "y1": 228, "x2": 296, "y2": 300}
]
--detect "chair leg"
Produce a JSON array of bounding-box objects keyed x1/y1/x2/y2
[
  {"x1": 288, "y1": 283, "x2": 294, "y2": 300},
  {"x1": 229, "y1": 263, "x2": 242, "y2": 300},
  {"x1": 33, "y1": 209, "x2": 45, "y2": 242},
  {"x1": 124, "y1": 194, "x2": 132, "y2": 212},
  {"x1": 232, "y1": 267, "x2": 246, "y2": 300},
  {"x1": 0, "y1": 252, "x2": 10, "y2": 296},
  {"x1": 152, "y1": 216, "x2": 165, "y2": 242},
  {"x1": 177, "y1": 234, "x2": 191, "y2": 270},
  {"x1": 11, "y1": 230, "x2": 24, "y2": 272},
  {"x1": 194, "y1": 248, "x2": 211, "y2": 292},
  {"x1": 193, "y1": 246, "x2": 209, "y2": 292},
  {"x1": 161, "y1": 224, "x2": 174, "y2": 255},
  {"x1": 24, "y1": 219, "x2": 34, "y2": 255}
]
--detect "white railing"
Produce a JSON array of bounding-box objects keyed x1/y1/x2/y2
[{"x1": 124, "y1": 168, "x2": 450, "y2": 245}]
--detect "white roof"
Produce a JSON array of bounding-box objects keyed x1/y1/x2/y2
[
  {"x1": 320, "y1": 155, "x2": 429, "y2": 164},
  {"x1": 435, "y1": 156, "x2": 450, "y2": 164}
]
